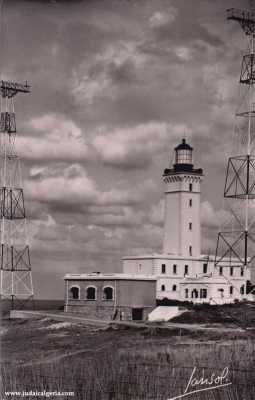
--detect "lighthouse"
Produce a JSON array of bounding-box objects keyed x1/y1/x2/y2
[
  {"x1": 122, "y1": 138, "x2": 249, "y2": 304},
  {"x1": 162, "y1": 139, "x2": 203, "y2": 256}
]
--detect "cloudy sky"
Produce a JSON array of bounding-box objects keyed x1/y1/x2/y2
[{"x1": 1, "y1": 0, "x2": 250, "y2": 298}]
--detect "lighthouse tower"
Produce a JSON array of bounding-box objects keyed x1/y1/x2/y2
[{"x1": 162, "y1": 139, "x2": 203, "y2": 256}]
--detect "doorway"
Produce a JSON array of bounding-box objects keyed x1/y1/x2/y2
[{"x1": 132, "y1": 308, "x2": 143, "y2": 321}]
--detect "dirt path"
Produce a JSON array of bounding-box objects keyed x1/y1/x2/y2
[
  {"x1": 11, "y1": 310, "x2": 251, "y2": 333},
  {"x1": 11, "y1": 310, "x2": 110, "y2": 326},
  {"x1": 21, "y1": 342, "x2": 113, "y2": 367}
]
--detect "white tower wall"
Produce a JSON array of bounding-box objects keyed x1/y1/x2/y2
[{"x1": 163, "y1": 174, "x2": 202, "y2": 256}]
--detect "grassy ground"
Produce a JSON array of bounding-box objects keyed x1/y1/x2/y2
[
  {"x1": 1, "y1": 315, "x2": 255, "y2": 399},
  {"x1": 160, "y1": 300, "x2": 255, "y2": 327}
]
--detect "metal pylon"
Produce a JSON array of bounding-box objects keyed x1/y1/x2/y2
[
  {"x1": 215, "y1": 9, "x2": 255, "y2": 283},
  {"x1": 0, "y1": 80, "x2": 34, "y2": 310}
]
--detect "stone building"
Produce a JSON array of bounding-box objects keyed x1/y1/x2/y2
[
  {"x1": 123, "y1": 139, "x2": 250, "y2": 304},
  {"x1": 64, "y1": 273, "x2": 156, "y2": 321}
]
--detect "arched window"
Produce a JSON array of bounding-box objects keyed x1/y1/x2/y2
[
  {"x1": 103, "y1": 286, "x2": 114, "y2": 300},
  {"x1": 161, "y1": 284, "x2": 165, "y2": 291},
  {"x1": 172, "y1": 284, "x2": 177, "y2": 291},
  {"x1": 86, "y1": 286, "x2": 96, "y2": 300},
  {"x1": 70, "y1": 286, "x2": 80, "y2": 300}
]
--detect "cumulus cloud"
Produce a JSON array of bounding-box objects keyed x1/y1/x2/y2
[
  {"x1": 90, "y1": 206, "x2": 145, "y2": 227},
  {"x1": 174, "y1": 46, "x2": 192, "y2": 61},
  {"x1": 148, "y1": 199, "x2": 164, "y2": 225},
  {"x1": 149, "y1": 4, "x2": 224, "y2": 49},
  {"x1": 92, "y1": 122, "x2": 190, "y2": 169},
  {"x1": 25, "y1": 164, "x2": 96, "y2": 205},
  {"x1": 17, "y1": 113, "x2": 90, "y2": 162},
  {"x1": 201, "y1": 201, "x2": 230, "y2": 229},
  {"x1": 24, "y1": 163, "x2": 154, "y2": 209},
  {"x1": 149, "y1": 9, "x2": 178, "y2": 28},
  {"x1": 71, "y1": 41, "x2": 146, "y2": 104}
]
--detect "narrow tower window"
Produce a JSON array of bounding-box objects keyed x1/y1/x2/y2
[
  {"x1": 185, "y1": 265, "x2": 189, "y2": 275},
  {"x1": 230, "y1": 267, "x2": 233, "y2": 276},
  {"x1": 185, "y1": 289, "x2": 189, "y2": 298},
  {"x1": 172, "y1": 284, "x2": 177, "y2": 291},
  {"x1": 241, "y1": 267, "x2": 244, "y2": 276},
  {"x1": 189, "y1": 183, "x2": 193, "y2": 192},
  {"x1": 219, "y1": 267, "x2": 223, "y2": 276},
  {"x1": 161, "y1": 284, "x2": 165, "y2": 291},
  {"x1": 189, "y1": 222, "x2": 192, "y2": 230},
  {"x1": 189, "y1": 246, "x2": 192, "y2": 256},
  {"x1": 203, "y1": 263, "x2": 208, "y2": 274},
  {"x1": 230, "y1": 286, "x2": 233, "y2": 295},
  {"x1": 173, "y1": 264, "x2": 177, "y2": 274},
  {"x1": 161, "y1": 264, "x2": 166, "y2": 274},
  {"x1": 189, "y1": 198, "x2": 192, "y2": 207}
]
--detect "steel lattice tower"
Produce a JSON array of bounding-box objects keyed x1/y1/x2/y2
[
  {"x1": 215, "y1": 9, "x2": 255, "y2": 284},
  {"x1": 0, "y1": 80, "x2": 33, "y2": 310}
]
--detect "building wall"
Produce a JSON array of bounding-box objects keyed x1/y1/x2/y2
[
  {"x1": 123, "y1": 257, "x2": 214, "y2": 279},
  {"x1": 65, "y1": 303, "x2": 154, "y2": 321},
  {"x1": 122, "y1": 256, "x2": 250, "y2": 302},
  {"x1": 180, "y1": 279, "x2": 247, "y2": 304},
  {"x1": 65, "y1": 278, "x2": 156, "y2": 320},
  {"x1": 163, "y1": 174, "x2": 202, "y2": 256},
  {"x1": 116, "y1": 280, "x2": 155, "y2": 307},
  {"x1": 157, "y1": 276, "x2": 183, "y2": 300},
  {"x1": 122, "y1": 258, "x2": 154, "y2": 275}
]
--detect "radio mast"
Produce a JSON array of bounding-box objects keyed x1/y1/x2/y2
[
  {"x1": 0, "y1": 80, "x2": 34, "y2": 309},
  {"x1": 215, "y1": 9, "x2": 255, "y2": 287},
  {"x1": 0, "y1": 0, "x2": 34, "y2": 311}
]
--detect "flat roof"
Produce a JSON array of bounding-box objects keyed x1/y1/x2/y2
[
  {"x1": 122, "y1": 254, "x2": 210, "y2": 261},
  {"x1": 64, "y1": 273, "x2": 157, "y2": 281},
  {"x1": 122, "y1": 253, "x2": 246, "y2": 263}
]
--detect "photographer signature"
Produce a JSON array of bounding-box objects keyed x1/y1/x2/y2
[{"x1": 167, "y1": 366, "x2": 232, "y2": 400}]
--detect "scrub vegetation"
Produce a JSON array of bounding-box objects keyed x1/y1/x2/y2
[{"x1": 1, "y1": 315, "x2": 255, "y2": 399}]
